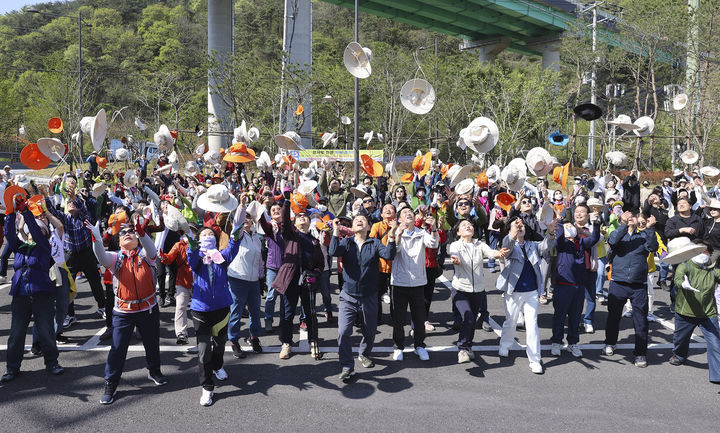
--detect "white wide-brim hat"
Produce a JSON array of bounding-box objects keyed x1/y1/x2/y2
[
  {"x1": 245, "y1": 200, "x2": 265, "y2": 224},
  {"x1": 448, "y1": 165, "x2": 471, "y2": 188},
  {"x1": 673, "y1": 93, "x2": 688, "y2": 111},
  {"x1": 297, "y1": 180, "x2": 318, "y2": 197},
  {"x1": 124, "y1": 170, "x2": 138, "y2": 187},
  {"x1": 525, "y1": 147, "x2": 553, "y2": 177},
  {"x1": 185, "y1": 161, "x2": 199, "y2": 177},
  {"x1": 164, "y1": 205, "x2": 190, "y2": 233},
  {"x1": 349, "y1": 185, "x2": 371, "y2": 199},
  {"x1": 537, "y1": 202, "x2": 554, "y2": 228},
  {"x1": 605, "y1": 151, "x2": 628, "y2": 167},
  {"x1": 321, "y1": 132, "x2": 337, "y2": 148},
  {"x1": 486, "y1": 164, "x2": 501, "y2": 184},
  {"x1": 400, "y1": 78, "x2": 436, "y2": 115},
  {"x1": 586, "y1": 197, "x2": 605, "y2": 212},
  {"x1": 92, "y1": 182, "x2": 106, "y2": 198},
  {"x1": 462, "y1": 117, "x2": 499, "y2": 154},
  {"x1": 154, "y1": 124, "x2": 174, "y2": 151},
  {"x1": 37, "y1": 137, "x2": 66, "y2": 162},
  {"x1": 633, "y1": 116, "x2": 655, "y2": 137},
  {"x1": 663, "y1": 237, "x2": 707, "y2": 265},
  {"x1": 501, "y1": 158, "x2": 528, "y2": 192},
  {"x1": 115, "y1": 147, "x2": 130, "y2": 161},
  {"x1": 700, "y1": 166, "x2": 720, "y2": 177},
  {"x1": 607, "y1": 114, "x2": 640, "y2": 131},
  {"x1": 454, "y1": 178, "x2": 475, "y2": 196},
  {"x1": 275, "y1": 131, "x2": 304, "y2": 150},
  {"x1": 197, "y1": 184, "x2": 239, "y2": 213},
  {"x1": 256, "y1": 151, "x2": 272, "y2": 170},
  {"x1": 680, "y1": 150, "x2": 699, "y2": 165}
]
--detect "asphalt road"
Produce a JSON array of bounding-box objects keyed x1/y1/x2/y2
[{"x1": 1, "y1": 260, "x2": 718, "y2": 432}]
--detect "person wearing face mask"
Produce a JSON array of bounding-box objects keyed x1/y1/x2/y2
[
  {"x1": 259, "y1": 202, "x2": 285, "y2": 332},
  {"x1": 318, "y1": 173, "x2": 352, "y2": 218},
  {"x1": 670, "y1": 242, "x2": 720, "y2": 383},
  {"x1": 552, "y1": 190, "x2": 566, "y2": 218},
  {"x1": 621, "y1": 214, "x2": 665, "y2": 322},
  {"x1": 551, "y1": 211, "x2": 600, "y2": 359},
  {"x1": 86, "y1": 216, "x2": 168, "y2": 405},
  {"x1": 1, "y1": 195, "x2": 65, "y2": 384},
  {"x1": 665, "y1": 197, "x2": 705, "y2": 309},
  {"x1": 314, "y1": 196, "x2": 335, "y2": 220},
  {"x1": 603, "y1": 211, "x2": 658, "y2": 368},
  {"x1": 185, "y1": 208, "x2": 242, "y2": 406}
]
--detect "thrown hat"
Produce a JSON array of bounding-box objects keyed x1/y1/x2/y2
[
  {"x1": 552, "y1": 161, "x2": 570, "y2": 190},
  {"x1": 197, "y1": 184, "x2": 239, "y2": 213},
  {"x1": 605, "y1": 151, "x2": 628, "y2": 167},
  {"x1": 573, "y1": 102, "x2": 603, "y2": 121},
  {"x1": 124, "y1": 170, "x2": 139, "y2": 187},
  {"x1": 446, "y1": 164, "x2": 471, "y2": 189},
  {"x1": 360, "y1": 154, "x2": 383, "y2": 177},
  {"x1": 496, "y1": 192, "x2": 515, "y2": 212},
  {"x1": 275, "y1": 131, "x2": 304, "y2": 150},
  {"x1": 462, "y1": 117, "x2": 499, "y2": 154},
  {"x1": 454, "y1": 178, "x2": 475, "y2": 196},
  {"x1": 501, "y1": 158, "x2": 528, "y2": 192},
  {"x1": 4, "y1": 185, "x2": 27, "y2": 215},
  {"x1": 164, "y1": 205, "x2": 190, "y2": 233},
  {"x1": 700, "y1": 166, "x2": 720, "y2": 177},
  {"x1": 92, "y1": 182, "x2": 106, "y2": 198},
  {"x1": 525, "y1": 147, "x2": 554, "y2": 177},
  {"x1": 548, "y1": 131, "x2": 569, "y2": 146},
  {"x1": 224, "y1": 142, "x2": 256, "y2": 163},
  {"x1": 680, "y1": 150, "x2": 699, "y2": 165},
  {"x1": 37, "y1": 137, "x2": 67, "y2": 162},
  {"x1": 20, "y1": 143, "x2": 51, "y2": 170}
]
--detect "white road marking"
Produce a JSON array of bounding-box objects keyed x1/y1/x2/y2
[{"x1": 655, "y1": 315, "x2": 706, "y2": 343}]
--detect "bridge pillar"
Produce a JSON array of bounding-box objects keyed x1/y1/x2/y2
[
  {"x1": 459, "y1": 37, "x2": 510, "y2": 63},
  {"x1": 282, "y1": 0, "x2": 313, "y2": 149},
  {"x1": 526, "y1": 37, "x2": 562, "y2": 71},
  {"x1": 208, "y1": 0, "x2": 233, "y2": 153}
]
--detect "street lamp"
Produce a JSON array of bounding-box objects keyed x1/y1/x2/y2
[{"x1": 28, "y1": 8, "x2": 92, "y2": 168}]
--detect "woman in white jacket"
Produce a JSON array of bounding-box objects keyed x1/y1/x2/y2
[
  {"x1": 496, "y1": 216, "x2": 556, "y2": 374},
  {"x1": 227, "y1": 197, "x2": 265, "y2": 357},
  {"x1": 448, "y1": 219, "x2": 508, "y2": 364}
]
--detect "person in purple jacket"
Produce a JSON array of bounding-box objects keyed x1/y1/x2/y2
[
  {"x1": 259, "y1": 201, "x2": 285, "y2": 332},
  {"x1": 1, "y1": 196, "x2": 64, "y2": 383},
  {"x1": 550, "y1": 205, "x2": 601, "y2": 359},
  {"x1": 187, "y1": 208, "x2": 242, "y2": 407}
]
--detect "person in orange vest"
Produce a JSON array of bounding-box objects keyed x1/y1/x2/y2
[
  {"x1": 86, "y1": 217, "x2": 168, "y2": 405},
  {"x1": 369, "y1": 203, "x2": 397, "y2": 324}
]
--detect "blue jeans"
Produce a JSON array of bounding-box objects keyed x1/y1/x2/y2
[
  {"x1": 583, "y1": 271, "x2": 598, "y2": 325},
  {"x1": 551, "y1": 284, "x2": 585, "y2": 345},
  {"x1": 0, "y1": 242, "x2": 11, "y2": 277},
  {"x1": 337, "y1": 290, "x2": 377, "y2": 369},
  {"x1": 105, "y1": 305, "x2": 162, "y2": 384},
  {"x1": 228, "y1": 277, "x2": 262, "y2": 341},
  {"x1": 317, "y1": 269, "x2": 332, "y2": 313},
  {"x1": 673, "y1": 313, "x2": 720, "y2": 383},
  {"x1": 488, "y1": 231, "x2": 501, "y2": 269},
  {"x1": 659, "y1": 259, "x2": 670, "y2": 283},
  {"x1": 6, "y1": 294, "x2": 59, "y2": 373},
  {"x1": 596, "y1": 257, "x2": 608, "y2": 296},
  {"x1": 264, "y1": 268, "x2": 284, "y2": 322},
  {"x1": 454, "y1": 291, "x2": 484, "y2": 351}
]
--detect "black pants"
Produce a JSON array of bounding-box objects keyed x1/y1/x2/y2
[
  {"x1": 604, "y1": 280, "x2": 648, "y2": 356},
  {"x1": 191, "y1": 307, "x2": 229, "y2": 391},
  {"x1": 279, "y1": 281, "x2": 315, "y2": 344},
  {"x1": 0, "y1": 242, "x2": 11, "y2": 277},
  {"x1": 377, "y1": 272, "x2": 391, "y2": 322},
  {"x1": 391, "y1": 285, "x2": 426, "y2": 349},
  {"x1": 104, "y1": 283, "x2": 114, "y2": 328},
  {"x1": 67, "y1": 247, "x2": 105, "y2": 316},
  {"x1": 157, "y1": 262, "x2": 177, "y2": 299}
]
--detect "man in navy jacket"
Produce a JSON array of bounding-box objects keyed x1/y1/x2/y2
[{"x1": 329, "y1": 214, "x2": 396, "y2": 382}]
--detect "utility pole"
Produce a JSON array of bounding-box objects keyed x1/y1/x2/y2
[
  {"x1": 588, "y1": 3, "x2": 598, "y2": 169},
  {"x1": 353, "y1": 0, "x2": 359, "y2": 183}
]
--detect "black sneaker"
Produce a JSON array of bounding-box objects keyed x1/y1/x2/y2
[
  {"x1": 99, "y1": 327, "x2": 113, "y2": 341},
  {"x1": 247, "y1": 337, "x2": 263, "y2": 354},
  {"x1": 47, "y1": 364, "x2": 65, "y2": 375},
  {"x1": 231, "y1": 340, "x2": 246, "y2": 359},
  {"x1": 339, "y1": 367, "x2": 355, "y2": 382},
  {"x1": 100, "y1": 380, "x2": 117, "y2": 404},
  {"x1": 30, "y1": 342, "x2": 43, "y2": 356},
  {"x1": 56, "y1": 334, "x2": 70, "y2": 344},
  {"x1": 176, "y1": 334, "x2": 188, "y2": 345},
  {"x1": 482, "y1": 321, "x2": 493, "y2": 332},
  {"x1": 0, "y1": 370, "x2": 19, "y2": 383},
  {"x1": 147, "y1": 371, "x2": 168, "y2": 386}
]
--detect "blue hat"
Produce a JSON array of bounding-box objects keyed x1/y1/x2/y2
[{"x1": 548, "y1": 131, "x2": 569, "y2": 146}]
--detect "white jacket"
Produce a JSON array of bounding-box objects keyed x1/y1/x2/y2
[
  {"x1": 390, "y1": 227, "x2": 438, "y2": 287},
  {"x1": 448, "y1": 239, "x2": 496, "y2": 292},
  {"x1": 227, "y1": 230, "x2": 263, "y2": 282}
]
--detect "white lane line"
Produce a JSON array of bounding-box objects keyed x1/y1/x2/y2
[
  {"x1": 80, "y1": 326, "x2": 109, "y2": 350},
  {"x1": 2, "y1": 342, "x2": 706, "y2": 353},
  {"x1": 437, "y1": 275, "x2": 503, "y2": 338},
  {"x1": 0, "y1": 283, "x2": 10, "y2": 290}
]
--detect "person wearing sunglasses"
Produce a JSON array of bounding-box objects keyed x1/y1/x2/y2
[{"x1": 86, "y1": 217, "x2": 168, "y2": 405}]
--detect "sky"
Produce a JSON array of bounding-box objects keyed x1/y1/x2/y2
[{"x1": 0, "y1": 1, "x2": 46, "y2": 15}]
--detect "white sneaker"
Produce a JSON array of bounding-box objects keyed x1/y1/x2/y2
[
  {"x1": 213, "y1": 368, "x2": 228, "y2": 381},
  {"x1": 414, "y1": 346, "x2": 430, "y2": 361},
  {"x1": 529, "y1": 362, "x2": 544, "y2": 374},
  {"x1": 647, "y1": 313, "x2": 657, "y2": 322},
  {"x1": 603, "y1": 344, "x2": 615, "y2": 356},
  {"x1": 498, "y1": 347, "x2": 509, "y2": 357},
  {"x1": 623, "y1": 310, "x2": 632, "y2": 318},
  {"x1": 424, "y1": 321, "x2": 435, "y2": 331},
  {"x1": 382, "y1": 293, "x2": 391, "y2": 304},
  {"x1": 457, "y1": 350, "x2": 471, "y2": 364},
  {"x1": 551, "y1": 343, "x2": 562, "y2": 356},
  {"x1": 584, "y1": 323, "x2": 595, "y2": 334},
  {"x1": 392, "y1": 349, "x2": 404, "y2": 361},
  {"x1": 200, "y1": 389, "x2": 213, "y2": 406},
  {"x1": 566, "y1": 344, "x2": 583, "y2": 358},
  {"x1": 0, "y1": 276, "x2": 7, "y2": 283}
]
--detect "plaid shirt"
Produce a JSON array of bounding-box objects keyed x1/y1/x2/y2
[{"x1": 45, "y1": 197, "x2": 92, "y2": 253}]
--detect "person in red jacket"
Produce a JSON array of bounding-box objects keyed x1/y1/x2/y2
[{"x1": 159, "y1": 224, "x2": 196, "y2": 345}]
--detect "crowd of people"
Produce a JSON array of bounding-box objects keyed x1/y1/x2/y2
[{"x1": 0, "y1": 145, "x2": 719, "y2": 407}]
